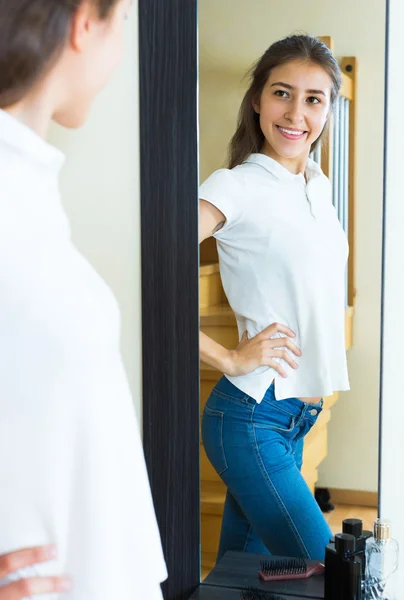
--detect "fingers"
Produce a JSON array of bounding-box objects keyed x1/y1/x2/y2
[
  {"x1": 0, "y1": 546, "x2": 72, "y2": 598},
  {"x1": 0, "y1": 546, "x2": 56, "y2": 579},
  {"x1": 0, "y1": 576, "x2": 72, "y2": 599},
  {"x1": 262, "y1": 322, "x2": 296, "y2": 339},
  {"x1": 270, "y1": 337, "x2": 302, "y2": 357},
  {"x1": 258, "y1": 338, "x2": 301, "y2": 377},
  {"x1": 264, "y1": 359, "x2": 288, "y2": 378},
  {"x1": 270, "y1": 348, "x2": 299, "y2": 370}
]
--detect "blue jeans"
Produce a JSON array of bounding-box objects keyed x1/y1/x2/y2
[{"x1": 201, "y1": 376, "x2": 332, "y2": 562}]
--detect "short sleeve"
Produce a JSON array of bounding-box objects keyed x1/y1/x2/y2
[{"x1": 199, "y1": 168, "x2": 244, "y2": 236}]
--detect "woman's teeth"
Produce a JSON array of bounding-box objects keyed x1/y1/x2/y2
[{"x1": 278, "y1": 126, "x2": 305, "y2": 137}]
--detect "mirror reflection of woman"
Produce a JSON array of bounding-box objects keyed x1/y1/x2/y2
[{"x1": 200, "y1": 35, "x2": 349, "y2": 561}]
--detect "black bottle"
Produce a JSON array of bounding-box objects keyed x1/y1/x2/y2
[
  {"x1": 342, "y1": 519, "x2": 372, "y2": 583},
  {"x1": 325, "y1": 533, "x2": 362, "y2": 600}
]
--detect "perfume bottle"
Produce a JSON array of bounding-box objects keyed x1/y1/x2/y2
[
  {"x1": 365, "y1": 519, "x2": 399, "y2": 600},
  {"x1": 343, "y1": 518, "x2": 373, "y2": 584},
  {"x1": 325, "y1": 533, "x2": 362, "y2": 600}
]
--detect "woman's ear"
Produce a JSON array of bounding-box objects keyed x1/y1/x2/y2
[
  {"x1": 252, "y1": 98, "x2": 260, "y2": 114},
  {"x1": 69, "y1": 1, "x2": 99, "y2": 53}
]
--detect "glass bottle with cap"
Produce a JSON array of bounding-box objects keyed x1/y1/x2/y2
[{"x1": 364, "y1": 518, "x2": 399, "y2": 600}]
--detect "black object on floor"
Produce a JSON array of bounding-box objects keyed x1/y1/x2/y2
[{"x1": 315, "y1": 488, "x2": 335, "y2": 513}]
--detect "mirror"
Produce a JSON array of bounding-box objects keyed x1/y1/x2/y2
[{"x1": 198, "y1": 0, "x2": 386, "y2": 580}]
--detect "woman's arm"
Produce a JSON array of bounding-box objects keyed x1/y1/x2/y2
[
  {"x1": 199, "y1": 200, "x2": 234, "y2": 373},
  {"x1": 199, "y1": 200, "x2": 302, "y2": 378}
]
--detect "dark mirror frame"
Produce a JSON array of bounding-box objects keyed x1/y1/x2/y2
[
  {"x1": 138, "y1": 1, "x2": 390, "y2": 599},
  {"x1": 139, "y1": 1, "x2": 200, "y2": 599}
]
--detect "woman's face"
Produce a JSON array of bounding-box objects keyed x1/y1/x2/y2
[
  {"x1": 54, "y1": 0, "x2": 132, "y2": 128},
  {"x1": 253, "y1": 59, "x2": 333, "y2": 171}
]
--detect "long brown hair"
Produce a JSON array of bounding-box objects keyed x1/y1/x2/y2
[
  {"x1": 228, "y1": 35, "x2": 342, "y2": 169},
  {"x1": 0, "y1": 0, "x2": 120, "y2": 109}
]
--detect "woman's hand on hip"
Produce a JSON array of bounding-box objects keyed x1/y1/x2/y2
[
  {"x1": 225, "y1": 322, "x2": 302, "y2": 378},
  {"x1": 0, "y1": 546, "x2": 72, "y2": 599}
]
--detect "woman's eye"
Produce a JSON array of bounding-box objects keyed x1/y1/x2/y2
[
  {"x1": 307, "y1": 96, "x2": 321, "y2": 104},
  {"x1": 275, "y1": 90, "x2": 289, "y2": 98}
]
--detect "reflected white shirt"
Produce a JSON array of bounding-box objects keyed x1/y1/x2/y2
[
  {"x1": 0, "y1": 109, "x2": 167, "y2": 599},
  {"x1": 199, "y1": 153, "x2": 350, "y2": 402}
]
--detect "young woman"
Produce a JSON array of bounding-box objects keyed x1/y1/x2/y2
[
  {"x1": 200, "y1": 35, "x2": 349, "y2": 562},
  {"x1": 0, "y1": 1, "x2": 166, "y2": 598}
]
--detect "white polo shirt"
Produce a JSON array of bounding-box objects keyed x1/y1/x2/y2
[
  {"x1": 0, "y1": 109, "x2": 167, "y2": 599},
  {"x1": 200, "y1": 152, "x2": 350, "y2": 402}
]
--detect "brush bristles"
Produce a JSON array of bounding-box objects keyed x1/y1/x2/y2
[
  {"x1": 240, "y1": 588, "x2": 286, "y2": 600},
  {"x1": 260, "y1": 557, "x2": 307, "y2": 576}
]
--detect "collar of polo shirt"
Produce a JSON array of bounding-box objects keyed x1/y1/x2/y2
[{"x1": 244, "y1": 152, "x2": 323, "y2": 185}]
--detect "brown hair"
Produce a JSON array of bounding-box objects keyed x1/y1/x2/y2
[
  {"x1": 228, "y1": 34, "x2": 342, "y2": 169},
  {"x1": 0, "y1": 0, "x2": 119, "y2": 109}
]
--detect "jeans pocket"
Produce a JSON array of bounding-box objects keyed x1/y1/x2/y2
[{"x1": 202, "y1": 405, "x2": 228, "y2": 476}]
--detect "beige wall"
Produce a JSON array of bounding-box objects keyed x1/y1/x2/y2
[
  {"x1": 199, "y1": 0, "x2": 385, "y2": 492},
  {"x1": 48, "y1": 6, "x2": 142, "y2": 420}
]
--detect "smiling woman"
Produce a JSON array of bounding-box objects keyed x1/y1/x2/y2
[
  {"x1": 257, "y1": 60, "x2": 334, "y2": 172},
  {"x1": 199, "y1": 34, "x2": 350, "y2": 564},
  {"x1": 227, "y1": 36, "x2": 341, "y2": 170}
]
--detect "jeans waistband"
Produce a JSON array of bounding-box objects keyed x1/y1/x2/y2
[{"x1": 215, "y1": 376, "x2": 323, "y2": 418}]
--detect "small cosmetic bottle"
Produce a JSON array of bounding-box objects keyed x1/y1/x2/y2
[
  {"x1": 325, "y1": 533, "x2": 362, "y2": 600},
  {"x1": 364, "y1": 518, "x2": 399, "y2": 600},
  {"x1": 343, "y1": 518, "x2": 373, "y2": 585}
]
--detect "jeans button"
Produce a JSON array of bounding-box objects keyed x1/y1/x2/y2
[{"x1": 309, "y1": 409, "x2": 318, "y2": 416}]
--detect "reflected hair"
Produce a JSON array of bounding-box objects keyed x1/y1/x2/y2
[
  {"x1": 0, "y1": 0, "x2": 119, "y2": 109},
  {"x1": 228, "y1": 34, "x2": 342, "y2": 169}
]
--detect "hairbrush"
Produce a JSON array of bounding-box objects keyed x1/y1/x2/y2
[
  {"x1": 259, "y1": 557, "x2": 325, "y2": 582},
  {"x1": 240, "y1": 588, "x2": 286, "y2": 600}
]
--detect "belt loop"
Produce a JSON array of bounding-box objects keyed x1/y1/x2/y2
[{"x1": 300, "y1": 401, "x2": 308, "y2": 422}]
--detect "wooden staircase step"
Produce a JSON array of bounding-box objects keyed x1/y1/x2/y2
[
  {"x1": 201, "y1": 480, "x2": 226, "y2": 515},
  {"x1": 201, "y1": 552, "x2": 217, "y2": 580},
  {"x1": 201, "y1": 362, "x2": 221, "y2": 379},
  {"x1": 200, "y1": 303, "x2": 235, "y2": 326},
  {"x1": 200, "y1": 262, "x2": 225, "y2": 309},
  {"x1": 201, "y1": 513, "x2": 223, "y2": 555},
  {"x1": 200, "y1": 302, "x2": 238, "y2": 349}
]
